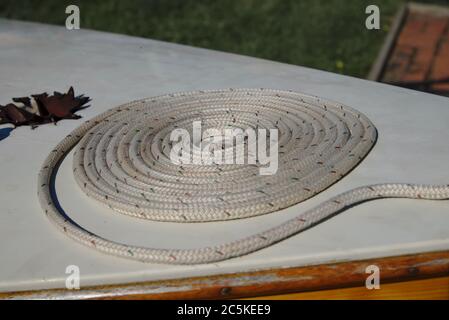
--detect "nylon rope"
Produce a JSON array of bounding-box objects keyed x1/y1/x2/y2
[{"x1": 37, "y1": 88, "x2": 449, "y2": 264}]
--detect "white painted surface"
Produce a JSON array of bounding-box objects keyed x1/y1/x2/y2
[{"x1": 0, "y1": 19, "x2": 448, "y2": 292}]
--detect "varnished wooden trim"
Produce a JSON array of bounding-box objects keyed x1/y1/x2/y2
[
  {"x1": 1, "y1": 250, "x2": 448, "y2": 300},
  {"x1": 246, "y1": 276, "x2": 449, "y2": 300}
]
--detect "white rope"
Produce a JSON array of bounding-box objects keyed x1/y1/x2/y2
[{"x1": 37, "y1": 89, "x2": 449, "y2": 264}]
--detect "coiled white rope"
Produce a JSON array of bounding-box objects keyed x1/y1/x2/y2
[{"x1": 37, "y1": 89, "x2": 449, "y2": 264}]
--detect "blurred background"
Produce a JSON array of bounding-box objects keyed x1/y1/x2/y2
[{"x1": 0, "y1": 0, "x2": 448, "y2": 89}]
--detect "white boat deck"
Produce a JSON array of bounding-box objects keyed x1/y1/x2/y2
[{"x1": 1, "y1": 19, "x2": 449, "y2": 293}]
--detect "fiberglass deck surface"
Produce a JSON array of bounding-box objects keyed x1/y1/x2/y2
[{"x1": 1, "y1": 19, "x2": 449, "y2": 292}]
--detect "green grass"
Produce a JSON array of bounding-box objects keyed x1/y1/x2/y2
[{"x1": 0, "y1": 0, "x2": 448, "y2": 77}]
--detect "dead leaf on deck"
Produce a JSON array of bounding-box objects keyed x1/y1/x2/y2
[{"x1": 0, "y1": 87, "x2": 90, "y2": 128}]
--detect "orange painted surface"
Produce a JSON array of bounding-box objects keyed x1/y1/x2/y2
[{"x1": 382, "y1": 6, "x2": 449, "y2": 95}]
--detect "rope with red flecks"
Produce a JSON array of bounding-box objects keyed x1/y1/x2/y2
[{"x1": 37, "y1": 88, "x2": 449, "y2": 264}]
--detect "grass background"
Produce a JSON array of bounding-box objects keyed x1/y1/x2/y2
[{"x1": 0, "y1": 0, "x2": 448, "y2": 78}]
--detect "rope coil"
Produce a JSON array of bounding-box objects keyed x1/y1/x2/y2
[{"x1": 37, "y1": 89, "x2": 449, "y2": 264}]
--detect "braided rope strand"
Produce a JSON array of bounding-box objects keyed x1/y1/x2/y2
[{"x1": 37, "y1": 89, "x2": 449, "y2": 264}]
